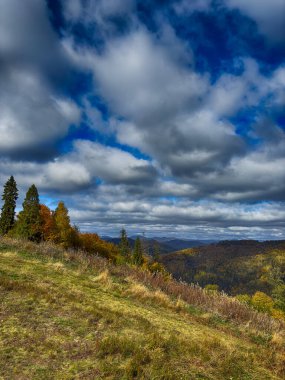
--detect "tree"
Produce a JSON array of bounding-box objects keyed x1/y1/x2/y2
[
  {"x1": 119, "y1": 228, "x2": 131, "y2": 260},
  {"x1": 0, "y1": 176, "x2": 18, "y2": 235},
  {"x1": 17, "y1": 184, "x2": 42, "y2": 241},
  {"x1": 133, "y1": 237, "x2": 143, "y2": 266},
  {"x1": 39, "y1": 204, "x2": 56, "y2": 241},
  {"x1": 53, "y1": 201, "x2": 76, "y2": 248},
  {"x1": 80, "y1": 233, "x2": 119, "y2": 262},
  {"x1": 153, "y1": 241, "x2": 160, "y2": 262}
]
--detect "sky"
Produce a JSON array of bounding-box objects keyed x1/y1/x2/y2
[{"x1": 0, "y1": 0, "x2": 285, "y2": 240}]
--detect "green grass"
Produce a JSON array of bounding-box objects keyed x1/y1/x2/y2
[{"x1": 0, "y1": 240, "x2": 284, "y2": 379}]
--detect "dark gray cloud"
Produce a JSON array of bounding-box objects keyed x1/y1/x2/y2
[
  {"x1": 0, "y1": 0, "x2": 82, "y2": 161},
  {"x1": 226, "y1": 0, "x2": 285, "y2": 44}
]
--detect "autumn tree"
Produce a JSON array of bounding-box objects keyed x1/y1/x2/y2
[
  {"x1": 16, "y1": 184, "x2": 42, "y2": 241},
  {"x1": 0, "y1": 176, "x2": 18, "y2": 235},
  {"x1": 53, "y1": 201, "x2": 79, "y2": 248},
  {"x1": 39, "y1": 204, "x2": 56, "y2": 241},
  {"x1": 133, "y1": 237, "x2": 143, "y2": 266},
  {"x1": 80, "y1": 233, "x2": 119, "y2": 262}
]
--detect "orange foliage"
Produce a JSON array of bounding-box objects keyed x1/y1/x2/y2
[
  {"x1": 39, "y1": 204, "x2": 56, "y2": 241},
  {"x1": 79, "y1": 233, "x2": 119, "y2": 262}
]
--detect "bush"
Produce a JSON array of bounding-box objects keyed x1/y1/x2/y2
[
  {"x1": 251, "y1": 291, "x2": 274, "y2": 312},
  {"x1": 204, "y1": 284, "x2": 219, "y2": 293}
]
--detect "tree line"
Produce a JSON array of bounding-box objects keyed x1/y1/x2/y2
[
  {"x1": 0, "y1": 176, "x2": 78, "y2": 247},
  {"x1": 0, "y1": 176, "x2": 164, "y2": 272}
]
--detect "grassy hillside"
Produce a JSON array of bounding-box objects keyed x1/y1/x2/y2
[{"x1": 0, "y1": 238, "x2": 284, "y2": 380}]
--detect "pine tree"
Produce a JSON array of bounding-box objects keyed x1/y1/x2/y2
[
  {"x1": 119, "y1": 228, "x2": 131, "y2": 260},
  {"x1": 0, "y1": 176, "x2": 18, "y2": 235},
  {"x1": 17, "y1": 184, "x2": 42, "y2": 241},
  {"x1": 153, "y1": 241, "x2": 160, "y2": 262},
  {"x1": 133, "y1": 237, "x2": 143, "y2": 266}
]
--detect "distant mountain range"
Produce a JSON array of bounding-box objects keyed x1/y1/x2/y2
[{"x1": 102, "y1": 236, "x2": 216, "y2": 254}]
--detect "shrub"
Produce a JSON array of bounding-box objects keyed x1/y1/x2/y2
[{"x1": 252, "y1": 291, "x2": 274, "y2": 312}]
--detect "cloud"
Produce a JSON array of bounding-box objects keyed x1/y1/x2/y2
[
  {"x1": 0, "y1": 68, "x2": 80, "y2": 160},
  {"x1": 78, "y1": 29, "x2": 245, "y2": 176},
  {"x1": 1, "y1": 0, "x2": 285, "y2": 239},
  {"x1": 68, "y1": 187, "x2": 285, "y2": 239},
  {"x1": 0, "y1": 0, "x2": 83, "y2": 160},
  {"x1": 66, "y1": 27, "x2": 285, "y2": 203},
  {"x1": 63, "y1": 0, "x2": 134, "y2": 23},
  {"x1": 226, "y1": 0, "x2": 285, "y2": 44},
  {"x1": 0, "y1": 0, "x2": 74, "y2": 83},
  {"x1": 70, "y1": 140, "x2": 158, "y2": 185},
  {"x1": 0, "y1": 140, "x2": 158, "y2": 193},
  {"x1": 174, "y1": 0, "x2": 212, "y2": 14},
  {"x1": 90, "y1": 30, "x2": 203, "y2": 120},
  {"x1": 62, "y1": 0, "x2": 135, "y2": 40}
]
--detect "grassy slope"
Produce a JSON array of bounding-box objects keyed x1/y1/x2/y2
[{"x1": 0, "y1": 242, "x2": 284, "y2": 380}]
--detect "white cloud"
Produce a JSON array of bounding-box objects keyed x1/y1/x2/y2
[{"x1": 71, "y1": 140, "x2": 158, "y2": 184}]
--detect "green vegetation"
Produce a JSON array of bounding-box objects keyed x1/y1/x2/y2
[
  {"x1": 0, "y1": 238, "x2": 284, "y2": 379},
  {"x1": 0, "y1": 177, "x2": 284, "y2": 378},
  {"x1": 16, "y1": 184, "x2": 42, "y2": 242},
  {"x1": 161, "y1": 241, "x2": 285, "y2": 320},
  {"x1": 0, "y1": 177, "x2": 164, "y2": 273},
  {"x1": 133, "y1": 237, "x2": 144, "y2": 266},
  {"x1": 0, "y1": 176, "x2": 18, "y2": 235}
]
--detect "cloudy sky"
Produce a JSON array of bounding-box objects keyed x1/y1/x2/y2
[{"x1": 0, "y1": 0, "x2": 285, "y2": 239}]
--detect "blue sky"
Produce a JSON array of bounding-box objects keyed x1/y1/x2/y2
[{"x1": 0, "y1": 0, "x2": 285, "y2": 239}]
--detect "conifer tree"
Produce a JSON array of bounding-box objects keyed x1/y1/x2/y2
[
  {"x1": 0, "y1": 176, "x2": 18, "y2": 235},
  {"x1": 17, "y1": 184, "x2": 42, "y2": 241},
  {"x1": 119, "y1": 228, "x2": 131, "y2": 260},
  {"x1": 153, "y1": 241, "x2": 160, "y2": 262},
  {"x1": 133, "y1": 236, "x2": 143, "y2": 266}
]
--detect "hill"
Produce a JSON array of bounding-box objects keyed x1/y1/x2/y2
[
  {"x1": 0, "y1": 238, "x2": 284, "y2": 379},
  {"x1": 103, "y1": 236, "x2": 214, "y2": 254},
  {"x1": 160, "y1": 240, "x2": 285, "y2": 296}
]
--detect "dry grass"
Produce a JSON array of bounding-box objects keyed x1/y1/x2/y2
[
  {"x1": 1, "y1": 236, "x2": 283, "y2": 334},
  {"x1": 1, "y1": 237, "x2": 285, "y2": 379},
  {"x1": 127, "y1": 268, "x2": 284, "y2": 334},
  {"x1": 126, "y1": 280, "x2": 173, "y2": 308}
]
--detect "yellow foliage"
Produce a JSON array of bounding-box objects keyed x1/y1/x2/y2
[{"x1": 252, "y1": 291, "x2": 274, "y2": 312}]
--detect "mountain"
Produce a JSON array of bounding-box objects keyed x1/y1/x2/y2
[
  {"x1": 0, "y1": 237, "x2": 284, "y2": 379},
  {"x1": 160, "y1": 239, "x2": 285, "y2": 296},
  {"x1": 103, "y1": 236, "x2": 215, "y2": 254}
]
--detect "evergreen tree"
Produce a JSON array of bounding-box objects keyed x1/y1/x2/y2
[
  {"x1": 119, "y1": 228, "x2": 131, "y2": 260},
  {"x1": 153, "y1": 241, "x2": 160, "y2": 262},
  {"x1": 0, "y1": 176, "x2": 18, "y2": 235},
  {"x1": 133, "y1": 237, "x2": 143, "y2": 266},
  {"x1": 17, "y1": 184, "x2": 42, "y2": 241}
]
